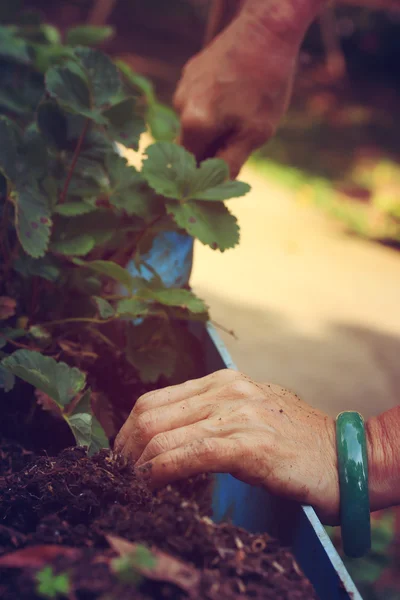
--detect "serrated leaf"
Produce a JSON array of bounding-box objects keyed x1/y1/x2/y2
[
  {"x1": 54, "y1": 201, "x2": 97, "y2": 216},
  {"x1": 92, "y1": 296, "x2": 114, "y2": 319},
  {"x1": 103, "y1": 97, "x2": 145, "y2": 150},
  {"x1": 15, "y1": 184, "x2": 52, "y2": 258},
  {"x1": 191, "y1": 158, "x2": 250, "y2": 201},
  {"x1": 68, "y1": 412, "x2": 92, "y2": 446},
  {"x1": 45, "y1": 62, "x2": 105, "y2": 123},
  {"x1": 52, "y1": 210, "x2": 120, "y2": 252},
  {"x1": 126, "y1": 319, "x2": 177, "y2": 383},
  {"x1": 116, "y1": 297, "x2": 149, "y2": 318},
  {"x1": 89, "y1": 416, "x2": 109, "y2": 455},
  {"x1": 0, "y1": 364, "x2": 15, "y2": 392},
  {"x1": 73, "y1": 259, "x2": 141, "y2": 293},
  {"x1": 167, "y1": 200, "x2": 239, "y2": 251},
  {"x1": 147, "y1": 288, "x2": 207, "y2": 314},
  {"x1": 107, "y1": 154, "x2": 163, "y2": 220},
  {"x1": 116, "y1": 60, "x2": 155, "y2": 102},
  {"x1": 71, "y1": 388, "x2": 91, "y2": 415},
  {"x1": 0, "y1": 116, "x2": 20, "y2": 181},
  {"x1": 13, "y1": 256, "x2": 60, "y2": 282},
  {"x1": 1, "y1": 350, "x2": 86, "y2": 408},
  {"x1": 66, "y1": 25, "x2": 114, "y2": 47},
  {"x1": 147, "y1": 103, "x2": 180, "y2": 142},
  {"x1": 75, "y1": 47, "x2": 120, "y2": 108},
  {"x1": 143, "y1": 144, "x2": 249, "y2": 202},
  {"x1": 51, "y1": 233, "x2": 95, "y2": 256},
  {"x1": 142, "y1": 142, "x2": 196, "y2": 200},
  {"x1": 0, "y1": 26, "x2": 30, "y2": 63}
]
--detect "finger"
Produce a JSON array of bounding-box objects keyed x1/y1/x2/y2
[
  {"x1": 115, "y1": 370, "x2": 233, "y2": 452},
  {"x1": 178, "y1": 105, "x2": 227, "y2": 161},
  {"x1": 117, "y1": 387, "x2": 232, "y2": 463},
  {"x1": 217, "y1": 128, "x2": 271, "y2": 178},
  {"x1": 136, "y1": 418, "x2": 221, "y2": 466},
  {"x1": 135, "y1": 416, "x2": 248, "y2": 466},
  {"x1": 136, "y1": 437, "x2": 244, "y2": 487}
]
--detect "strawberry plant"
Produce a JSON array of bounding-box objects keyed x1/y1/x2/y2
[{"x1": 0, "y1": 3, "x2": 250, "y2": 453}]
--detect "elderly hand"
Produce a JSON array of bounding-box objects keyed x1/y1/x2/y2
[
  {"x1": 115, "y1": 369, "x2": 339, "y2": 523},
  {"x1": 173, "y1": 10, "x2": 300, "y2": 178}
]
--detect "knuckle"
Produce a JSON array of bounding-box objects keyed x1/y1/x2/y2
[
  {"x1": 135, "y1": 411, "x2": 156, "y2": 440},
  {"x1": 215, "y1": 369, "x2": 237, "y2": 383},
  {"x1": 180, "y1": 106, "x2": 214, "y2": 132},
  {"x1": 229, "y1": 376, "x2": 255, "y2": 398},
  {"x1": 146, "y1": 432, "x2": 169, "y2": 456}
]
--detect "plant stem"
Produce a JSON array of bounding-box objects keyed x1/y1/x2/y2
[
  {"x1": 59, "y1": 119, "x2": 90, "y2": 205},
  {"x1": 2, "y1": 337, "x2": 38, "y2": 350},
  {"x1": 40, "y1": 316, "x2": 117, "y2": 327}
]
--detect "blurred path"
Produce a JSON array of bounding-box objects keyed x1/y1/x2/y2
[{"x1": 192, "y1": 164, "x2": 400, "y2": 417}]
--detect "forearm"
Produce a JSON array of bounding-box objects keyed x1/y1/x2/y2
[
  {"x1": 367, "y1": 405, "x2": 400, "y2": 511},
  {"x1": 238, "y1": 0, "x2": 327, "y2": 45}
]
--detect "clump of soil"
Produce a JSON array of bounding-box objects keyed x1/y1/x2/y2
[{"x1": 0, "y1": 443, "x2": 317, "y2": 599}]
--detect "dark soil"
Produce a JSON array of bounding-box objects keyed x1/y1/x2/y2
[{"x1": 0, "y1": 443, "x2": 317, "y2": 600}]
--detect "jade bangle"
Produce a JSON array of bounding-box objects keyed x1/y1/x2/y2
[{"x1": 336, "y1": 411, "x2": 371, "y2": 558}]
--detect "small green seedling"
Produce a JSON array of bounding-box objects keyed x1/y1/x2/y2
[
  {"x1": 111, "y1": 545, "x2": 156, "y2": 585},
  {"x1": 35, "y1": 566, "x2": 70, "y2": 599}
]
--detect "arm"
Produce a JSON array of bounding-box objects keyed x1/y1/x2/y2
[
  {"x1": 174, "y1": 0, "x2": 326, "y2": 177},
  {"x1": 115, "y1": 370, "x2": 400, "y2": 525},
  {"x1": 367, "y1": 405, "x2": 400, "y2": 513}
]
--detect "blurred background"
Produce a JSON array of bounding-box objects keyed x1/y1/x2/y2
[{"x1": 22, "y1": 0, "x2": 400, "y2": 597}]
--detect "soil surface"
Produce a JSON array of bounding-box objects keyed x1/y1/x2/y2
[{"x1": 0, "y1": 442, "x2": 317, "y2": 599}]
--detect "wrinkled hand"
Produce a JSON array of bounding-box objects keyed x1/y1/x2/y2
[
  {"x1": 174, "y1": 13, "x2": 299, "y2": 178},
  {"x1": 115, "y1": 369, "x2": 339, "y2": 523}
]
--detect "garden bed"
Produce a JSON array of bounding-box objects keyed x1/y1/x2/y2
[{"x1": 0, "y1": 442, "x2": 317, "y2": 600}]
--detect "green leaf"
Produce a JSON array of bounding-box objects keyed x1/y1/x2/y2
[
  {"x1": 66, "y1": 25, "x2": 114, "y2": 47},
  {"x1": 147, "y1": 103, "x2": 180, "y2": 142},
  {"x1": 0, "y1": 26, "x2": 30, "y2": 63},
  {"x1": 0, "y1": 116, "x2": 20, "y2": 181},
  {"x1": 71, "y1": 387, "x2": 91, "y2": 415},
  {"x1": 116, "y1": 297, "x2": 149, "y2": 318},
  {"x1": 35, "y1": 566, "x2": 70, "y2": 599},
  {"x1": 68, "y1": 412, "x2": 92, "y2": 446},
  {"x1": 0, "y1": 328, "x2": 27, "y2": 349},
  {"x1": 0, "y1": 364, "x2": 15, "y2": 392},
  {"x1": 143, "y1": 144, "x2": 250, "y2": 202},
  {"x1": 92, "y1": 296, "x2": 114, "y2": 319},
  {"x1": 191, "y1": 158, "x2": 251, "y2": 201},
  {"x1": 142, "y1": 142, "x2": 196, "y2": 200},
  {"x1": 51, "y1": 210, "x2": 121, "y2": 252},
  {"x1": 74, "y1": 47, "x2": 121, "y2": 109},
  {"x1": 1, "y1": 350, "x2": 86, "y2": 408},
  {"x1": 13, "y1": 256, "x2": 60, "y2": 282},
  {"x1": 51, "y1": 234, "x2": 95, "y2": 256},
  {"x1": 103, "y1": 97, "x2": 145, "y2": 150},
  {"x1": 149, "y1": 288, "x2": 207, "y2": 314},
  {"x1": 73, "y1": 259, "x2": 141, "y2": 293},
  {"x1": 126, "y1": 319, "x2": 177, "y2": 383},
  {"x1": 89, "y1": 416, "x2": 109, "y2": 456},
  {"x1": 29, "y1": 325, "x2": 50, "y2": 341},
  {"x1": 116, "y1": 60, "x2": 155, "y2": 102},
  {"x1": 45, "y1": 62, "x2": 105, "y2": 123},
  {"x1": 107, "y1": 154, "x2": 163, "y2": 220},
  {"x1": 54, "y1": 201, "x2": 97, "y2": 216},
  {"x1": 15, "y1": 184, "x2": 52, "y2": 258},
  {"x1": 167, "y1": 200, "x2": 239, "y2": 251}
]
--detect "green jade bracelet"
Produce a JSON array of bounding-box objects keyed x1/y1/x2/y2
[{"x1": 336, "y1": 411, "x2": 371, "y2": 558}]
